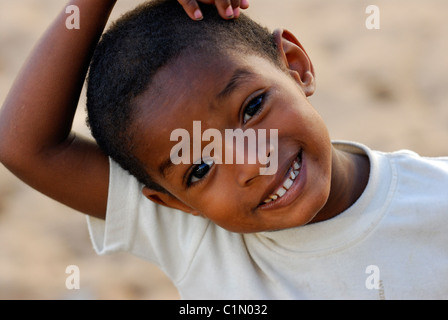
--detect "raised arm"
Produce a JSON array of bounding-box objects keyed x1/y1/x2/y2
[
  {"x1": 0, "y1": 0, "x2": 118, "y2": 219},
  {"x1": 0, "y1": 0, "x2": 249, "y2": 220}
]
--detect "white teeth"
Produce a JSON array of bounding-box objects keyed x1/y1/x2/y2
[
  {"x1": 283, "y1": 177, "x2": 293, "y2": 189},
  {"x1": 263, "y1": 194, "x2": 278, "y2": 204},
  {"x1": 276, "y1": 187, "x2": 287, "y2": 197},
  {"x1": 262, "y1": 155, "x2": 302, "y2": 205},
  {"x1": 290, "y1": 171, "x2": 296, "y2": 180}
]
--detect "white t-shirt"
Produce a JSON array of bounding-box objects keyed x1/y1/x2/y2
[{"x1": 87, "y1": 141, "x2": 448, "y2": 299}]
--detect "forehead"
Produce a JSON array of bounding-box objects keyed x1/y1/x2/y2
[{"x1": 135, "y1": 48, "x2": 276, "y2": 116}]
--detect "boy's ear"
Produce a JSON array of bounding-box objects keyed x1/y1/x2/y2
[
  {"x1": 273, "y1": 28, "x2": 316, "y2": 97},
  {"x1": 142, "y1": 187, "x2": 201, "y2": 216}
]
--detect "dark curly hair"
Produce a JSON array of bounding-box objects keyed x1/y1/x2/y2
[{"x1": 86, "y1": 0, "x2": 281, "y2": 193}]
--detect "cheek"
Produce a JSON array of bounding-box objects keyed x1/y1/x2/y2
[
  {"x1": 290, "y1": 96, "x2": 330, "y2": 145},
  {"x1": 273, "y1": 94, "x2": 329, "y2": 146},
  {"x1": 191, "y1": 174, "x2": 251, "y2": 227}
]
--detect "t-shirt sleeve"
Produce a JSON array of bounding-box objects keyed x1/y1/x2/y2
[{"x1": 86, "y1": 158, "x2": 210, "y2": 281}]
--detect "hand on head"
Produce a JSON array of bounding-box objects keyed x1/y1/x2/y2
[{"x1": 178, "y1": 0, "x2": 249, "y2": 20}]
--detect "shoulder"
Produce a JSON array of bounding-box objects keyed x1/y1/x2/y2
[
  {"x1": 333, "y1": 140, "x2": 448, "y2": 200},
  {"x1": 369, "y1": 147, "x2": 448, "y2": 213},
  {"x1": 379, "y1": 148, "x2": 448, "y2": 180},
  {"x1": 333, "y1": 140, "x2": 448, "y2": 176}
]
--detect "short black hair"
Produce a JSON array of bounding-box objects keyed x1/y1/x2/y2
[{"x1": 86, "y1": 0, "x2": 280, "y2": 192}]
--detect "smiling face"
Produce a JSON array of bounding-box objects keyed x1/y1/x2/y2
[{"x1": 132, "y1": 31, "x2": 334, "y2": 233}]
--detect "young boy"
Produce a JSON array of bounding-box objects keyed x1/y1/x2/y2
[{"x1": 0, "y1": 0, "x2": 447, "y2": 299}]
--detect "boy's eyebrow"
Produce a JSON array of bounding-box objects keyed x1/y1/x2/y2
[
  {"x1": 159, "y1": 157, "x2": 176, "y2": 178},
  {"x1": 216, "y1": 68, "x2": 256, "y2": 101},
  {"x1": 160, "y1": 143, "x2": 187, "y2": 178}
]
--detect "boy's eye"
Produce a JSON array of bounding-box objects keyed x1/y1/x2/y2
[
  {"x1": 243, "y1": 94, "x2": 265, "y2": 123},
  {"x1": 188, "y1": 159, "x2": 215, "y2": 185}
]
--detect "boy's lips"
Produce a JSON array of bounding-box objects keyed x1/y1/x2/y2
[{"x1": 258, "y1": 149, "x2": 305, "y2": 210}]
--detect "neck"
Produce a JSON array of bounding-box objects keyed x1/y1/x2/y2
[{"x1": 310, "y1": 147, "x2": 370, "y2": 224}]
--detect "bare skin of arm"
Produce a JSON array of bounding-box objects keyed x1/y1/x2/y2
[{"x1": 0, "y1": 0, "x2": 117, "y2": 219}]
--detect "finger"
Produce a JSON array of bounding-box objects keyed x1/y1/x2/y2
[
  {"x1": 228, "y1": 0, "x2": 249, "y2": 19},
  {"x1": 230, "y1": 0, "x2": 241, "y2": 18},
  {"x1": 213, "y1": 0, "x2": 236, "y2": 20},
  {"x1": 178, "y1": 0, "x2": 204, "y2": 20},
  {"x1": 240, "y1": 0, "x2": 249, "y2": 10}
]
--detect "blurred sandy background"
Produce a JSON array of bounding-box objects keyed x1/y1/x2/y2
[{"x1": 0, "y1": 0, "x2": 447, "y2": 300}]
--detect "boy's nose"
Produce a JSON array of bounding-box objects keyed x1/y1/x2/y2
[
  {"x1": 229, "y1": 140, "x2": 273, "y2": 187},
  {"x1": 235, "y1": 162, "x2": 264, "y2": 186}
]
